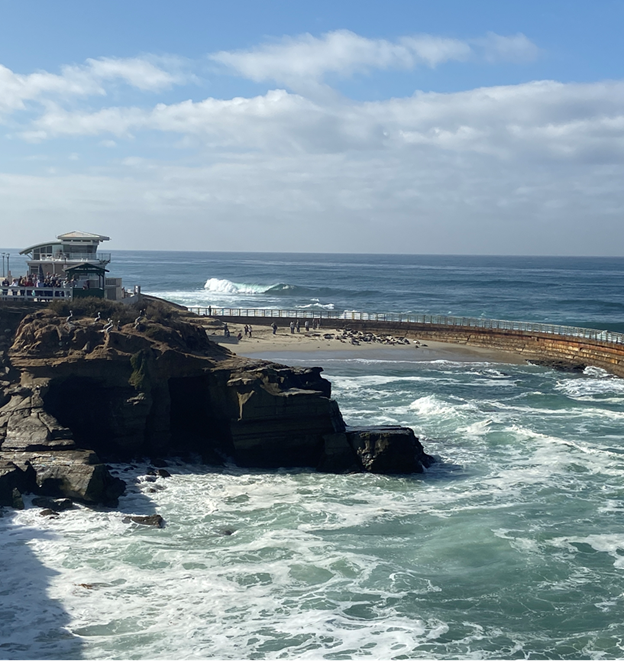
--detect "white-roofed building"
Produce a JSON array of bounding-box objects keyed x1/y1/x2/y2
[
  {"x1": 20, "y1": 231, "x2": 111, "y2": 276},
  {"x1": 11, "y1": 231, "x2": 127, "y2": 301}
]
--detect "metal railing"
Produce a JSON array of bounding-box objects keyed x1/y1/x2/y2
[
  {"x1": 34, "y1": 252, "x2": 111, "y2": 263},
  {"x1": 187, "y1": 307, "x2": 624, "y2": 346},
  {"x1": 0, "y1": 285, "x2": 73, "y2": 302}
]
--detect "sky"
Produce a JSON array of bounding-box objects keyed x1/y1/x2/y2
[{"x1": 1, "y1": 0, "x2": 623, "y2": 255}]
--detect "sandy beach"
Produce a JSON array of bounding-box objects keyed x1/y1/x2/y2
[{"x1": 202, "y1": 320, "x2": 527, "y2": 365}]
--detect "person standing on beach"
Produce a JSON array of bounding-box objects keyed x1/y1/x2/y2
[
  {"x1": 248, "y1": 326, "x2": 253, "y2": 338},
  {"x1": 305, "y1": 320, "x2": 310, "y2": 332},
  {"x1": 290, "y1": 321, "x2": 295, "y2": 334},
  {"x1": 271, "y1": 322, "x2": 277, "y2": 334},
  {"x1": 296, "y1": 320, "x2": 300, "y2": 333}
]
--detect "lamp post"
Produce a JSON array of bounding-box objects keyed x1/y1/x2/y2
[{"x1": 1, "y1": 253, "x2": 5, "y2": 278}]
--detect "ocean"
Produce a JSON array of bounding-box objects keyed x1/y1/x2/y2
[{"x1": 2, "y1": 252, "x2": 624, "y2": 660}]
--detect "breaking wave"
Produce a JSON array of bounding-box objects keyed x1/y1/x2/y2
[
  {"x1": 204, "y1": 277, "x2": 376, "y2": 300},
  {"x1": 204, "y1": 277, "x2": 276, "y2": 295}
]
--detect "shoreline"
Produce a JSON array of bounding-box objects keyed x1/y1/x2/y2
[{"x1": 205, "y1": 321, "x2": 527, "y2": 365}]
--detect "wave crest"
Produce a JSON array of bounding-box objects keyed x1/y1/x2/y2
[
  {"x1": 203, "y1": 278, "x2": 336, "y2": 300},
  {"x1": 204, "y1": 278, "x2": 274, "y2": 295}
]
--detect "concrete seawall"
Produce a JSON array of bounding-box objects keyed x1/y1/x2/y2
[{"x1": 213, "y1": 315, "x2": 624, "y2": 378}]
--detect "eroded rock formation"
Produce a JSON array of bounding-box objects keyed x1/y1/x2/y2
[{"x1": 0, "y1": 302, "x2": 433, "y2": 507}]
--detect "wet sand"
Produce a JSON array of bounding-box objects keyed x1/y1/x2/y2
[{"x1": 205, "y1": 321, "x2": 526, "y2": 365}]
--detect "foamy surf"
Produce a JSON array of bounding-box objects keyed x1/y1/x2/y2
[{"x1": 204, "y1": 277, "x2": 275, "y2": 296}]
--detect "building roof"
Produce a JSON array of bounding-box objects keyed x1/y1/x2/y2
[
  {"x1": 57, "y1": 231, "x2": 110, "y2": 241},
  {"x1": 19, "y1": 241, "x2": 61, "y2": 255},
  {"x1": 20, "y1": 231, "x2": 110, "y2": 255},
  {"x1": 65, "y1": 263, "x2": 109, "y2": 274}
]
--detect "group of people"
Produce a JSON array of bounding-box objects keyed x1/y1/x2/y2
[
  {"x1": 2, "y1": 274, "x2": 70, "y2": 288},
  {"x1": 288, "y1": 318, "x2": 320, "y2": 334},
  {"x1": 235, "y1": 325, "x2": 254, "y2": 341},
  {"x1": 223, "y1": 318, "x2": 323, "y2": 338}
]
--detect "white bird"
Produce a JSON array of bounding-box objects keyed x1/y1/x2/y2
[
  {"x1": 65, "y1": 310, "x2": 73, "y2": 323},
  {"x1": 94, "y1": 311, "x2": 101, "y2": 322}
]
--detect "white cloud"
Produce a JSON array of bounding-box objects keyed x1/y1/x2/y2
[
  {"x1": 2, "y1": 151, "x2": 623, "y2": 255},
  {"x1": 0, "y1": 56, "x2": 188, "y2": 115},
  {"x1": 209, "y1": 30, "x2": 470, "y2": 86},
  {"x1": 210, "y1": 29, "x2": 537, "y2": 86},
  {"x1": 22, "y1": 80, "x2": 624, "y2": 165},
  {"x1": 82, "y1": 56, "x2": 186, "y2": 91},
  {"x1": 473, "y1": 32, "x2": 540, "y2": 63}
]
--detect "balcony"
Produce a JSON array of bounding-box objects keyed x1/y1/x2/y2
[{"x1": 33, "y1": 252, "x2": 112, "y2": 263}]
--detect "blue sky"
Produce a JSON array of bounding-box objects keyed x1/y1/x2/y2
[{"x1": 1, "y1": 0, "x2": 624, "y2": 254}]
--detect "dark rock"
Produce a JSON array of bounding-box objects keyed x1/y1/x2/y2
[
  {"x1": 3, "y1": 450, "x2": 125, "y2": 505},
  {"x1": 146, "y1": 467, "x2": 170, "y2": 477},
  {"x1": 527, "y1": 359, "x2": 586, "y2": 373},
  {"x1": 318, "y1": 432, "x2": 361, "y2": 473},
  {"x1": 318, "y1": 427, "x2": 434, "y2": 474},
  {"x1": 1, "y1": 406, "x2": 76, "y2": 452},
  {"x1": 123, "y1": 514, "x2": 165, "y2": 527},
  {"x1": 40, "y1": 508, "x2": 59, "y2": 517},
  {"x1": 226, "y1": 385, "x2": 343, "y2": 467},
  {"x1": 346, "y1": 427, "x2": 434, "y2": 474},
  {"x1": 11, "y1": 487, "x2": 24, "y2": 510},
  {"x1": 0, "y1": 459, "x2": 36, "y2": 506},
  {"x1": 32, "y1": 496, "x2": 74, "y2": 511},
  {"x1": 216, "y1": 528, "x2": 236, "y2": 536}
]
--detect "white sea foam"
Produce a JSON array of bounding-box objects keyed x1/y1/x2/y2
[
  {"x1": 460, "y1": 419, "x2": 494, "y2": 436},
  {"x1": 408, "y1": 394, "x2": 470, "y2": 419},
  {"x1": 583, "y1": 366, "x2": 611, "y2": 378},
  {"x1": 1, "y1": 466, "x2": 467, "y2": 659},
  {"x1": 296, "y1": 299, "x2": 335, "y2": 310},
  {"x1": 331, "y1": 375, "x2": 431, "y2": 390},
  {"x1": 556, "y1": 375, "x2": 624, "y2": 401},
  {"x1": 204, "y1": 277, "x2": 274, "y2": 295},
  {"x1": 551, "y1": 534, "x2": 624, "y2": 569}
]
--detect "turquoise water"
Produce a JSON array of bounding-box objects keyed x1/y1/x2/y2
[{"x1": 1, "y1": 253, "x2": 624, "y2": 659}]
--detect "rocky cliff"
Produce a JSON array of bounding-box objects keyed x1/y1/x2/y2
[{"x1": 0, "y1": 302, "x2": 433, "y2": 507}]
